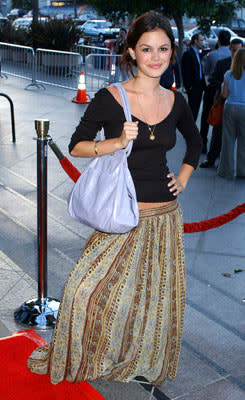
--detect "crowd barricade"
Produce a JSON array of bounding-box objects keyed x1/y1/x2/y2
[
  {"x1": 0, "y1": 42, "x2": 35, "y2": 83},
  {"x1": 0, "y1": 42, "x2": 121, "y2": 93},
  {"x1": 35, "y1": 49, "x2": 83, "y2": 90},
  {"x1": 85, "y1": 53, "x2": 121, "y2": 95},
  {"x1": 73, "y1": 44, "x2": 110, "y2": 65}
]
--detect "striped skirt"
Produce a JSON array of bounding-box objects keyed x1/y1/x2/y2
[{"x1": 27, "y1": 200, "x2": 185, "y2": 386}]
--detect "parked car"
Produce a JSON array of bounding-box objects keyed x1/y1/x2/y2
[
  {"x1": 12, "y1": 17, "x2": 47, "y2": 31},
  {"x1": 6, "y1": 8, "x2": 26, "y2": 21},
  {"x1": 224, "y1": 17, "x2": 245, "y2": 38},
  {"x1": 12, "y1": 17, "x2": 32, "y2": 30},
  {"x1": 0, "y1": 17, "x2": 9, "y2": 28},
  {"x1": 80, "y1": 19, "x2": 120, "y2": 41},
  {"x1": 185, "y1": 26, "x2": 245, "y2": 49}
]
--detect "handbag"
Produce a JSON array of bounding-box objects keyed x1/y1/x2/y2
[
  {"x1": 68, "y1": 82, "x2": 139, "y2": 234},
  {"x1": 207, "y1": 95, "x2": 225, "y2": 126}
]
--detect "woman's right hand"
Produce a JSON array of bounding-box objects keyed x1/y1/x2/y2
[{"x1": 119, "y1": 121, "x2": 139, "y2": 148}]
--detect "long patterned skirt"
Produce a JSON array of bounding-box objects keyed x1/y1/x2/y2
[{"x1": 27, "y1": 200, "x2": 185, "y2": 386}]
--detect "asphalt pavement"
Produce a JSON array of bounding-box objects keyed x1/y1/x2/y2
[{"x1": 0, "y1": 75, "x2": 244, "y2": 400}]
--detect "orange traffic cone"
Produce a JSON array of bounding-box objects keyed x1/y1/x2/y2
[
  {"x1": 72, "y1": 71, "x2": 90, "y2": 103},
  {"x1": 171, "y1": 71, "x2": 177, "y2": 91}
]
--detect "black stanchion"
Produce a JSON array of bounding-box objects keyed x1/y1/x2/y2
[{"x1": 14, "y1": 119, "x2": 60, "y2": 329}]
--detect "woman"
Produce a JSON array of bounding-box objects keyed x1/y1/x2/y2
[
  {"x1": 27, "y1": 11, "x2": 201, "y2": 386},
  {"x1": 218, "y1": 47, "x2": 245, "y2": 178}
]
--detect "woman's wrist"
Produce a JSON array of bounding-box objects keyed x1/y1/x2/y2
[
  {"x1": 176, "y1": 179, "x2": 185, "y2": 191},
  {"x1": 115, "y1": 137, "x2": 126, "y2": 150},
  {"x1": 95, "y1": 138, "x2": 125, "y2": 156}
]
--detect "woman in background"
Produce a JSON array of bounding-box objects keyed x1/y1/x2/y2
[{"x1": 218, "y1": 47, "x2": 245, "y2": 178}]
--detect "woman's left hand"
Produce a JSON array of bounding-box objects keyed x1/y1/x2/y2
[{"x1": 167, "y1": 173, "x2": 185, "y2": 196}]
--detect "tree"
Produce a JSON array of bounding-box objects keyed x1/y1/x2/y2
[
  {"x1": 88, "y1": 0, "x2": 245, "y2": 56},
  {"x1": 33, "y1": 0, "x2": 38, "y2": 24},
  {"x1": 11, "y1": 0, "x2": 32, "y2": 9}
]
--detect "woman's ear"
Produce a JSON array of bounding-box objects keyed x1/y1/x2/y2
[{"x1": 128, "y1": 47, "x2": 136, "y2": 61}]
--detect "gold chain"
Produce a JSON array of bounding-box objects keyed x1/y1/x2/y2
[{"x1": 136, "y1": 93, "x2": 161, "y2": 141}]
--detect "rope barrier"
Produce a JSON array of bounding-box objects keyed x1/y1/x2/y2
[
  {"x1": 48, "y1": 138, "x2": 81, "y2": 183},
  {"x1": 183, "y1": 203, "x2": 245, "y2": 233},
  {"x1": 48, "y1": 137, "x2": 245, "y2": 233}
]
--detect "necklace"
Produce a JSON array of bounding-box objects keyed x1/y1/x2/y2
[{"x1": 136, "y1": 93, "x2": 161, "y2": 141}]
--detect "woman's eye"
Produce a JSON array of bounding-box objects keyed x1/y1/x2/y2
[
  {"x1": 160, "y1": 47, "x2": 169, "y2": 52},
  {"x1": 142, "y1": 48, "x2": 150, "y2": 52}
]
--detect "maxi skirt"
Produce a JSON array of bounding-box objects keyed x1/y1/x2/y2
[{"x1": 27, "y1": 200, "x2": 185, "y2": 386}]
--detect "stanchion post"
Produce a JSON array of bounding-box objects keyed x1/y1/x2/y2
[
  {"x1": 36, "y1": 119, "x2": 49, "y2": 301},
  {"x1": 14, "y1": 119, "x2": 60, "y2": 329}
]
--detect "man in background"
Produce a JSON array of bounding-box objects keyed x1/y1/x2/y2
[{"x1": 181, "y1": 33, "x2": 206, "y2": 121}]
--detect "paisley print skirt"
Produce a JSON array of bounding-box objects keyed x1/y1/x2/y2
[{"x1": 27, "y1": 200, "x2": 185, "y2": 386}]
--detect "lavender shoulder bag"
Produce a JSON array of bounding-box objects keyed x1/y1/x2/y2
[{"x1": 68, "y1": 82, "x2": 139, "y2": 234}]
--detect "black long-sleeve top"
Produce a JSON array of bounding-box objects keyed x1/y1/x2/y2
[{"x1": 69, "y1": 88, "x2": 202, "y2": 202}]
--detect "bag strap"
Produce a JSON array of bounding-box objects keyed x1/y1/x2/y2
[{"x1": 100, "y1": 83, "x2": 133, "y2": 158}]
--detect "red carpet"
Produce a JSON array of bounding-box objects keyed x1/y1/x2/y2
[{"x1": 0, "y1": 329, "x2": 106, "y2": 400}]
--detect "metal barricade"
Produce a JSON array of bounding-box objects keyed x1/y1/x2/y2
[
  {"x1": 36, "y1": 49, "x2": 83, "y2": 90},
  {"x1": 85, "y1": 53, "x2": 121, "y2": 95},
  {"x1": 0, "y1": 42, "x2": 121, "y2": 93},
  {"x1": 0, "y1": 92, "x2": 16, "y2": 142},
  {"x1": 0, "y1": 54, "x2": 8, "y2": 79},
  {"x1": 73, "y1": 44, "x2": 110, "y2": 65},
  {"x1": 35, "y1": 49, "x2": 83, "y2": 90},
  {"x1": 0, "y1": 42, "x2": 35, "y2": 83}
]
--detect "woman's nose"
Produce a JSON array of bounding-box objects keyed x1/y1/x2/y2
[{"x1": 151, "y1": 50, "x2": 160, "y2": 60}]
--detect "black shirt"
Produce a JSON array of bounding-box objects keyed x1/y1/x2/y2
[{"x1": 69, "y1": 88, "x2": 201, "y2": 202}]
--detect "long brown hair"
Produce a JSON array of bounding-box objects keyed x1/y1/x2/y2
[
  {"x1": 230, "y1": 48, "x2": 245, "y2": 80},
  {"x1": 120, "y1": 11, "x2": 175, "y2": 77}
]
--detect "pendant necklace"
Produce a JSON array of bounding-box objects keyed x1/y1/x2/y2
[{"x1": 137, "y1": 93, "x2": 160, "y2": 141}]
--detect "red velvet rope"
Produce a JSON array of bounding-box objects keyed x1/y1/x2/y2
[
  {"x1": 184, "y1": 203, "x2": 245, "y2": 233},
  {"x1": 60, "y1": 158, "x2": 81, "y2": 183},
  {"x1": 58, "y1": 156, "x2": 245, "y2": 234}
]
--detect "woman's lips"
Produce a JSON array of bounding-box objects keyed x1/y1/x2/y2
[{"x1": 148, "y1": 64, "x2": 162, "y2": 69}]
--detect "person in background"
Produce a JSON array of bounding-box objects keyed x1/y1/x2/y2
[
  {"x1": 217, "y1": 47, "x2": 245, "y2": 178},
  {"x1": 200, "y1": 30, "x2": 231, "y2": 153},
  {"x1": 181, "y1": 33, "x2": 206, "y2": 120},
  {"x1": 160, "y1": 54, "x2": 181, "y2": 89},
  {"x1": 113, "y1": 27, "x2": 127, "y2": 81},
  {"x1": 200, "y1": 39, "x2": 243, "y2": 168},
  {"x1": 183, "y1": 36, "x2": 191, "y2": 52},
  {"x1": 204, "y1": 30, "x2": 231, "y2": 83}
]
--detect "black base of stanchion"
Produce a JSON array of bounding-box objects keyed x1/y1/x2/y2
[{"x1": 14, "y1": 297, "x2": 60, "y2": 330}]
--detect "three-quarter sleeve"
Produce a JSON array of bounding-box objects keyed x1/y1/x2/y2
[
  {"x1": 68, "y1": 89, "x2": 108, "y2": 153},
  {"x1": 176, "y1": 93, "x2": 202, "y2": 168}
]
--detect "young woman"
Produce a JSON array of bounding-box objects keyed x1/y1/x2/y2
[
  {"x1": 218, "y1": 47, "x2": 245, "y2": 178},
  {"x1": 28, "y1": 11, "x2": 201, "y2": 386}
]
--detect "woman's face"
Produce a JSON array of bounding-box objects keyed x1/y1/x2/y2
[{"x1": 129, "y1": 29, "x2": 172, "y2": 78}]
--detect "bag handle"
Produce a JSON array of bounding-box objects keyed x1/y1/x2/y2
[{"x1": 100, "y1": 83, "x2": 134, "y2": 158}]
